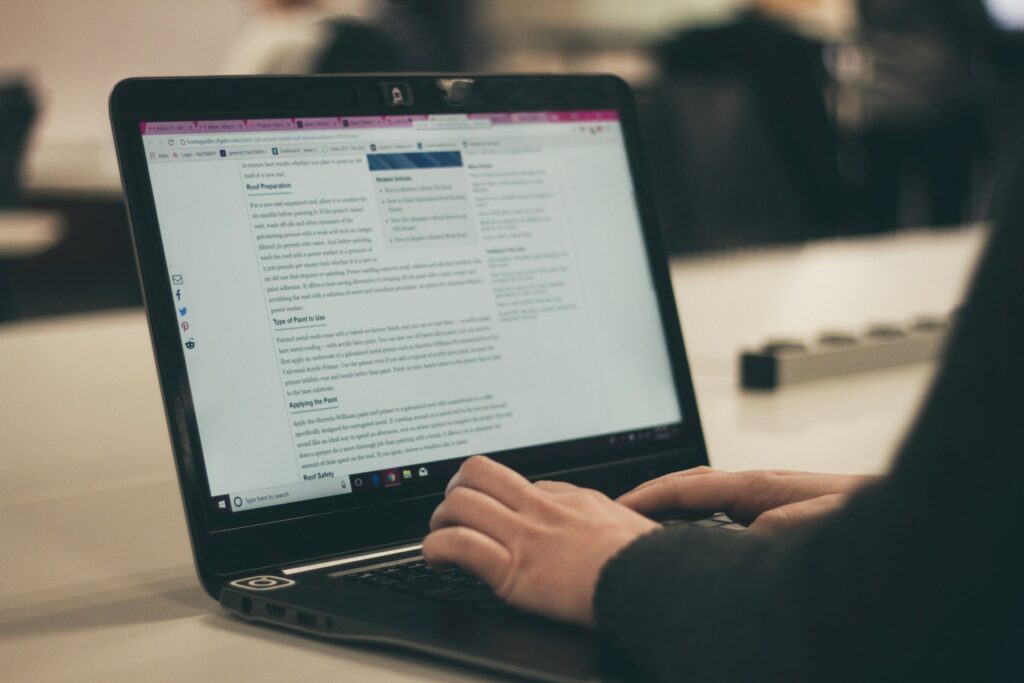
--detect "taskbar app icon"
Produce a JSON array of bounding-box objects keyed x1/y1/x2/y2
[{"x1": 350, "y1": 463, "x2": 432, "y2": 496}]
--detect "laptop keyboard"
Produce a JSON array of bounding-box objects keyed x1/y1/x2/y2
[
  {"x1": 334, "y1": 513, "x2": 741, "y2": 613},
  {"x1": 340, "y1": 559, "x2": 513, "y2": 613}
]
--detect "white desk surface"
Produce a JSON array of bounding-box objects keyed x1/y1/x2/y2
[
  {"x1": 0, "y1": 210, "x2": 66, "y2": 258},
  {"x1": 0, "y1": 225, "x2": 988, "y2": 681}
]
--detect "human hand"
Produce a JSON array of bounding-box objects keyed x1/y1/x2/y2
[
  {"x1": 618, "y1": 467, "x2": 876, "y2": 532},
  {"x1": 423, "y1": 456, "x2": 659, "y2": 627}
]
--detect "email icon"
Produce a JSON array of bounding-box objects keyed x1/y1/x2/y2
[{"x1": 171, "y1": 275, "x2": 184, "y2": 285}]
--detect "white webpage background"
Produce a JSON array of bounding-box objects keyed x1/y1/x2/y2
[{"x1": 146, "y1": 121, "x2": 681, "y2": 499}]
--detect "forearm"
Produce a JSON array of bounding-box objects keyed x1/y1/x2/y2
[
  {"x1": 595, "y1": 475, "x2": 1018, "y2": 683},
  {"x1": 594, "y1": 520, "x2": 821, "y2": 682}
]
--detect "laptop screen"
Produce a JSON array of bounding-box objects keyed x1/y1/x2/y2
[{"x1": 141, "y1": 110, "x2": 682, "y2": 517}]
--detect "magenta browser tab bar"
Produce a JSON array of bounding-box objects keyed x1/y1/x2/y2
[{"x1": 140, "y1": 110, "x2": 621, "y2": 135}]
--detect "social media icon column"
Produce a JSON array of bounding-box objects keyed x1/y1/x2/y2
[{"x1": 170, "y1": 270, "x2": 198, "y2": 359}]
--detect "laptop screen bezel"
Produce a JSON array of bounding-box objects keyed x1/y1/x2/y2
[{"x1": 110, "y1": 74, "x2": 709, "y2": 580}]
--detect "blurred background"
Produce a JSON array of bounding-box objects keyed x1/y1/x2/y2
[{"x1": 0, "y1": 0, "x2": 1022, "y2": 323}]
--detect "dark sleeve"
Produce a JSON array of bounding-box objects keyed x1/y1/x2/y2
[{"x1": 594, "y1": 186, "x2": 1024, "y2": 682}]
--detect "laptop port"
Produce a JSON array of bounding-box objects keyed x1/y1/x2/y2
[
  {"x1": 265, "y1": 603, "x2": 287, "y2": 619},
  {"x1": 296, "y1": 611, "x2": 317, "y2": 629}
]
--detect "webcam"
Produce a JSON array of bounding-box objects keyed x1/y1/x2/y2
[{"x1": 383, "y1": 82, "x2": 412, "y2": 107}]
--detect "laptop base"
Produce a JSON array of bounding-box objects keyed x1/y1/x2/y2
[{"x1": 221, "y1": 572, "x2": 636, "y2": 682}]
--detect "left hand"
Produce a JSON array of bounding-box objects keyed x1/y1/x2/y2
[{"x1": 423, "y1": 455, "x2": 659, "y2": 626}]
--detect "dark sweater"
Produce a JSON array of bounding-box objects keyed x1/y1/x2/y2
[{"x1": 595, "y1": 174, "x2": 1024, "y2": 681}]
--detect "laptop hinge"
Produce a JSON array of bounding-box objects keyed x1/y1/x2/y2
[{"x1": 282, "y1": 542, "x2": 423, "y2": 576}]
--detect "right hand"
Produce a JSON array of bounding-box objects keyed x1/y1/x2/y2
[{"x1": 617, "y1": 467, "x2": 877, "y2": 532}]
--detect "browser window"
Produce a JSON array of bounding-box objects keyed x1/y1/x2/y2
[{"x1": 142, "y1": 111, "x2": 681, "y2": 513}]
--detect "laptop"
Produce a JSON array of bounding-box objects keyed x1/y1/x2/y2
[{"x1": 110, "y1": 74, "x2": 717, "y2": 682}]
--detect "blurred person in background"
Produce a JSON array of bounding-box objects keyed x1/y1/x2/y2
[
  {"x1": 221, "y1": 0, "x2": 471, "y2": 75},
  {"x1": 220, "y1": 0, "x2": 350, "y2": 75},
  {"x1": 640, "y1": 0, "x2": 1016, "y2": 252},
  {"x1": 641, "y1": 0, "x2": 850, "y2": 252},
  {"x1": 837, "y1": 0, "x2": 1002, "y2": 231}
]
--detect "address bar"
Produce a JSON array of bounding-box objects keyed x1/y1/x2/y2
[{"x1": 170, "y1": 132, "x2": 361, "y2": 147}]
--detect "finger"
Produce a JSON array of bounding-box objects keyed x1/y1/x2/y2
[
  {"x1": 617, "y1": 470, "x2": 742, "y2": 517},
  {"x1": 749, "y1": 492, "x2": 849, "y2": 532},
  {"x1": 422, "y1": 526, "x2": 512, "y2": 591},
  {"x1": 430, "y1": 486, "x2": 521, "y2": 543},
  {"x1": 619, "y1": 466, "x2": 716, "y2": 498},
  {"x1": 533, "y1": 480, "x2": 578, "y2": 494},
  {"x1": 446, "y1": 455, "x2": 538, "y2": 511}
]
